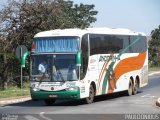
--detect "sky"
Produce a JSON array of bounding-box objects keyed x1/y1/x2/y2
[
  {"x1": 73, "y1": 0, "x2": 160, "y2": 35},
  {"x1": 0, "y1": 0, "x2": 160, "y2": 35}
]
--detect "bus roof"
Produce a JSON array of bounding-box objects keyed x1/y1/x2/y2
[{"x1": 34, "y1": 27, "x2": 146, "y2": 38}]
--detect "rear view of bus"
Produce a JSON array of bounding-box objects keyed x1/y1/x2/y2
[{"x1": 30, "y1": 28, "x2": 148, "y2": 105}]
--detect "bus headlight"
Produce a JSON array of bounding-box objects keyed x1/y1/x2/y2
[
  {"x1": 31, "y1": 84, "x2": 40, "y2": 91},
  {"x1": 32, "y1": 88, "x2": 40, "y2": 91}
]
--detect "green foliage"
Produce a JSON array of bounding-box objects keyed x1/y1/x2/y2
[
  {"x1": 0, "y1": 0, "x2": 98, "y2": 89},
  {"x1": 0, "y1": 53, "x2": 21, "y2": 87},
  {"x1": 0, "y1": 85, "x2": 30, "y2": 99},
  {"x1": 0, "y1": 0, "x2": 98, "y2": 51},
  {"x1": 23, "y1": 82, "x2": 30, "y2": 89},
  {"x1": 148, "y1": 25, "x2": 160, "y2": 67}
]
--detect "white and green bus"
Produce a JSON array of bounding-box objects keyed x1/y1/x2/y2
[{"x1": 29, "y1": 28, "x2": 148, "y2": 105}]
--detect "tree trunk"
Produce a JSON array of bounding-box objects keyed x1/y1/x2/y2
[
  {"x1": 3, "y1": 81, "x2": 8, "y2": 90},
  {"x1": 2, "y1": 67, "x2": 8, "y2": 90},
  {"x1": 0, "y1": 54, "x2": 9, "y2": 90}
]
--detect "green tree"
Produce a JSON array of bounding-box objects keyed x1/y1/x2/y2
[
  {"x1": 0, "y1": 0, "x2": 98, "y2": 89},
  {"x1": 148, "y1": 25, "x2": 160, "y2": 66}
]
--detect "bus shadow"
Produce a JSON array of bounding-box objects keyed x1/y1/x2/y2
[
  {"x1": 7, "y1": 91, "x2": 143, "y2": 107},
  {"x1": 94, "y1": 91, "x2": 143, "y2": 103}
]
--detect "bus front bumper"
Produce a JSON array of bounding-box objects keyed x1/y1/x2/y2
[{"x1": 30, "y1": 88, "x2": 80, "y2": 100}]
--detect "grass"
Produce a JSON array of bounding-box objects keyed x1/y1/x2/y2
[
  {"x1": 149, "y1": 66, "x2": 160, "y2": 72},
  {"x1": 0, "y1": 83, "x2": 30, "y2": 100}
]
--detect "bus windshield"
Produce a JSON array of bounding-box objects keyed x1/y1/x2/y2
[
  {"x1": 30, "y1": 54, "x2": 79, "y2": 81},
  {"x1": 33, "y1": 37, "x2": 79, "y2": 53}
]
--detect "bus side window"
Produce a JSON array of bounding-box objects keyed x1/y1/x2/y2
[
  {"x1": 130, "y1": 36, "x2": 147, "y2": 53},
  {"x1": 80, "y1": 34, "x2": 89, "y2": 80}
]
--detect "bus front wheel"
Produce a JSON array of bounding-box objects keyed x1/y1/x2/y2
[
  {"x1": 84, "y1": 84, "x2": 95, "y2": 104},
  {"x1": 44, "y1": 99, "x2": 56, "y2": 106}
]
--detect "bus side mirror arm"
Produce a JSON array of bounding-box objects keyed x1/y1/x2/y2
[
  {"x1": 76, "y1": 51, "x2": 82, "y2": 66},
  {"x1": 21, "y1": 51, "x2": 29, "y2": 68}
]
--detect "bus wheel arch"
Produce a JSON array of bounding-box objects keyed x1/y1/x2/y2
[
  {"x1": 91, "y1": 81, "x2": 96, "y2": 95},
  {"x1": 135, "y1": 76, "x2": 140, "y2": 88}
]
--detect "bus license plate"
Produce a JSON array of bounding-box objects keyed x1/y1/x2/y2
[{"x1": 49, "y1": 95, "x2": 57, "y2": 98}]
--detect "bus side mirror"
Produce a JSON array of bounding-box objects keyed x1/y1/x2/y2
[
  {"x1": 21, "y1": 51, "x2": 29, "y2": 68},
  {"x1": 76, "y1": 51, "x2": 82, "y2": 66}
]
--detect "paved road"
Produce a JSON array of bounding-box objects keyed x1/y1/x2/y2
[{"x1": 0, "y1": 74, "x2": 160, "y2": 120}]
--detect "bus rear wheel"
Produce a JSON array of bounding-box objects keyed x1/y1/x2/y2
[
  {"x1": 133, "y1": 80, "x2": 138, "y2": 95},
  {"x1": 44, "y1": 99, "x2": 56, "y2": 106},
  {"x1": 84, "y1": 84, "x2": 95, "y2": 104},
  {"x1": 126, "y1": 80, "x2": 133, "y2": 96}
]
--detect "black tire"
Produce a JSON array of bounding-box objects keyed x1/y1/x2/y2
[
  {"x1": 84, "y1": 84, "x2": 95, "y2": 104},
  {"x1": 126, "y1": 80, "x2": 133, "y2": 96},
  {"x1": 132, "y1": 80, "x2": 138, "y2": 95},
  {"x1": 44, "y1": 99, "x2": 56, "y2": 106},
  {"x1": 156, "y1": 98, "x2": 160, "y2": 107}
]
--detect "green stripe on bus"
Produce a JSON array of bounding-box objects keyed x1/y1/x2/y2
[
  {"x1": 102, "y1": 62, "x2": 115, "y2": 94},
  {"x1": 97, "y1": 54, "x2": 112, "y2": 92},
  {"x1": 101, "y1": 37, "x2": 141, "y2": 94}
]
